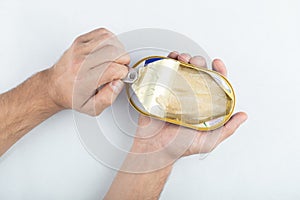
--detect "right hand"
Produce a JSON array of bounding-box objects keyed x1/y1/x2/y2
[{"x1": 46, "y1": 28, "x2": 130, "y2": 116}]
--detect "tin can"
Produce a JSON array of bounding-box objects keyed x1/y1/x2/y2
[{"x1": 126, "y1": 56, "x2": 235, "y2": 131}]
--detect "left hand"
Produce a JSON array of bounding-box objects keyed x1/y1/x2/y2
[{"x1": 126, "y1": 52, "x2": 247, "y2": 172}]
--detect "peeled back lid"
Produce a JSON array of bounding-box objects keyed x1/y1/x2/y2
[{"x1": 126, "y1": 56, "x2": 235, "y2": 131}]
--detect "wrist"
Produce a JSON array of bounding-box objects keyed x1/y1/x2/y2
[
  {"x1": 105, "y1": 158, "x2": 173, "y2": 200},
  {"x1": 124, "y1": 139, "x2": 177, "y2": 173},
  {"x1": 131, "y1": 138, "x2": 162, "y2": 153},
  {"x1": 38, "y1": 68, "x2": 64, "y2": 113}
]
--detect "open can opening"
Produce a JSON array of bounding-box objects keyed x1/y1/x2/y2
[{"x1": 126, "y1": 56, "x2": 235, "y2": 131}]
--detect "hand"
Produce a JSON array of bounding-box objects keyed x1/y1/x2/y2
[
  {"x1": 46, "y1": 28, "x2": 130, "y2": 116},
  {"x1": 105, "y1": 52, "x2": 247, "y2": 200},
  {"x1": 127, "y1": 52, "x2": 248, "y2": 172}
]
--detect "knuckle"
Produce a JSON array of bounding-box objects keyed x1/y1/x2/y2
[
  {"x1": 74, "y1": 35, "x2": 84, "y2": 44},
  {"x1": 87, "y1": 111, "x2": 97, "y2": 117},
  {"x1": 109, "y1": 63, "x2": 128, "y2": 79},
  {"x1": 121, "y1": 52, "x2": 131, "y2": 64},
  {"x1": 98, "y1": 28, "x2": 112, "y2": 35},
  {"x1": 104, "y1": 44, "x2": 118, "y2": 52},
  {"x1": 98, "y1": 27, "x2": 108, "y2": 33},
  {"x1": 107, "y1": 65, "x2": 117, "y2": 77},
  {"x1": 105, "y1": 45, "x2": 129, "y2": 63},
  {"x1": 118, "y1": 67, "x2": 129, "y2": 79},
  {"x1": 98, "y1": 95, "x2": 112, "y2": 107},
  {"x1": 84, "y1": 103, "x2": 100, "y2": 117},
  {"x1": 78, "y1": 107, "x2": 95, "y2": 117},
  {"x1": 102, "y1": 32, "x2": 114, "y2": 41},
  {"x1": 94, "y1": 111, "x2": 101, "y2": 116}
]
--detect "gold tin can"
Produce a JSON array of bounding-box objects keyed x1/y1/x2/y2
[{"x1": 126, "y1": 56, "x2": 235, "y2": 131}]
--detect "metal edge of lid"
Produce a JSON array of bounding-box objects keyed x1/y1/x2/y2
[{"x1": 126, "y1": 55, "x2": 236, "y2": 131}]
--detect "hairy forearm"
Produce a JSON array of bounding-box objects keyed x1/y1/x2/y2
[
  {"x1": 105, "y1": 141, "x2": 173, "y2": 200},
  {"x1": 0, "y1": 69, "x2": 62, "y2": 156}
]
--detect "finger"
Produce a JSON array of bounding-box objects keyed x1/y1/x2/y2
[
  {"x1": 81, "y1": 45, "x2": 130, "y2": 70},
  {"x1": 91, "y1": 35, "x2": 126, "y2": 55},
  {"x1": 75, "y1": 28, "x2": 112, "y2": 43},
  {"x1": 85, "y1": 80, "x2": 124, "y2": 116},
  {"x1": 177, "y1": 53, "x2": 192, "y2": 63},
  {"x1": 212, "y1": 59, "x2": 227, "y2": 77},
  {"x1": 93, "y1": 62, "x2": 128, "y2": 86},
  {"x1": 76, "y1": 62, "x2": 128, "y2": 95},
  {"x1": 79, "y1": 33, "x2": 123, "y2": 55},
  {"x1": 189, "y1": 56, "x2": 207, "y2": 68},
  {"x1": 219, "y1": 112, "x2": 248, "y2": 142},
  {"x1": 189, "y1": 112, "x2": 247, "y2": 154},
  {"x1": 93, "y1": 45, "x2": 129, "y2": 65},
  {"x1": 168, "y1": 51, "x2": 179, "y2": 59}
]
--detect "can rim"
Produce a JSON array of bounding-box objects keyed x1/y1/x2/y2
[{"x1": 126, "y1": 55, "x2": 236, "y2": 131}]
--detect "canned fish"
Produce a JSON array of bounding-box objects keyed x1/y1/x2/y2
[{"x1": 126, "y1": 56, "x2": 235, "y2": 131}]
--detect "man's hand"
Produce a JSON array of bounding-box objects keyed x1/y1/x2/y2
[
  {"x1": 47, "y1": 28, "x2": 130, "y2": 116},
  {"x1": 133, "y1": 52, "x2": 247, "y2": 160},
  {"x1": 0, "y1": 28, "x2": 129, "y2": 156},
  {"x1": 105, "y1": 52, "x2": 248, "y2": 200}
]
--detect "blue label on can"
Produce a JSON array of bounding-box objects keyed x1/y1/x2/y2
[{"x1": 144, "y1": 58, "x2": 163, "y2": 66}]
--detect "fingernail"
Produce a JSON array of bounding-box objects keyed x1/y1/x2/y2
[
  {"x1": 190, "y1": 56, "x2": 207, "y2": 68},
  {"x1": 241, "y1": 113, "x2": 248, "y2": 122},
  {"x1": 179, "y1": 53, "x2": 191, "y2": 62},
  {"x1": 110, "y1": 80, "x2": 124, "y2": 93},
  {"x1": 169, "y1": 51, "x2": 179, "y2": 58}
]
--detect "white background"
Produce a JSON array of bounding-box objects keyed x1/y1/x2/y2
[{"x1": 0, "y1": 0, "x2": 300, "y2": 199}]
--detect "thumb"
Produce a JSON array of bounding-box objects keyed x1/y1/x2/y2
[
  {"x1": 189, "y1": 112, "x2": 248, "y2": 155},
  {"x1": 220, "y1": 112, "x2": 248, "y2": 141}
]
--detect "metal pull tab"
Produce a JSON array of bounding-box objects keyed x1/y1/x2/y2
[{"x1": 122, "y1": 68, "x2": 138, "y2": 84}]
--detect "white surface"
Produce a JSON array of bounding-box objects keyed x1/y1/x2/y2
[{"x1": 0, "y1": 0, "x2": 300, "y2": 199}]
